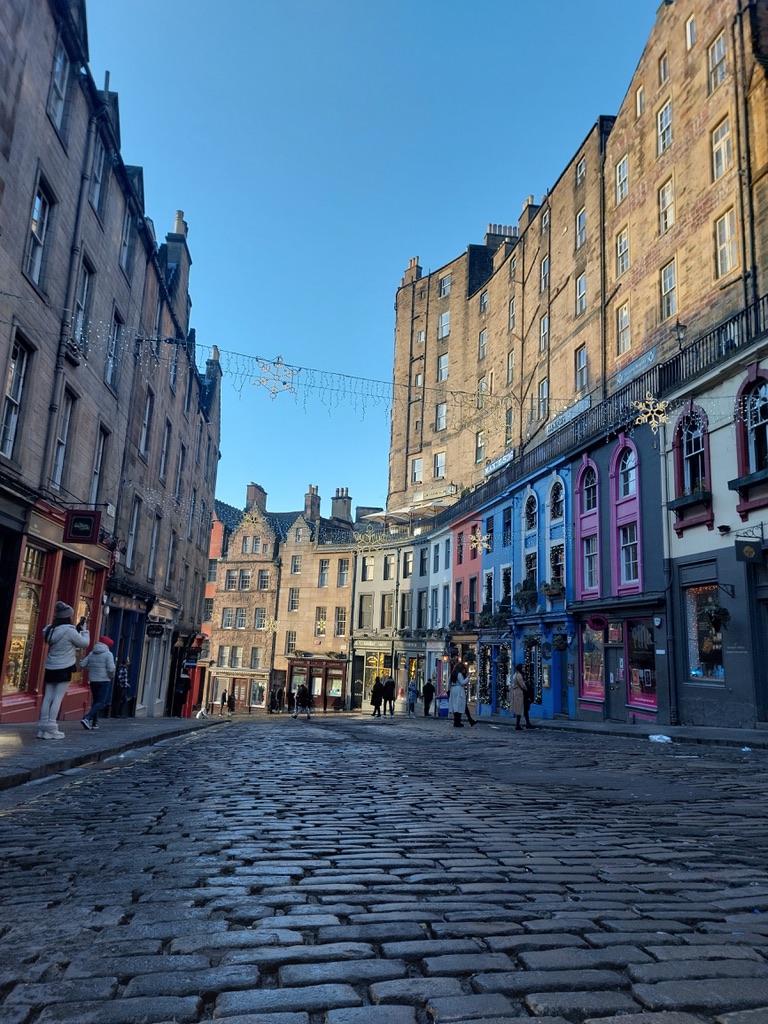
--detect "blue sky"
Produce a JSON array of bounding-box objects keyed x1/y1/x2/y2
[{"x1": 85, "y1": 1, "x2": 657, "y2": 517}]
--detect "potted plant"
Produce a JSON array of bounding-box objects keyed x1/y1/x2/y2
[
  {"x1": 514, "y1": 579, "x2": 538, "y2": 612},
  {"x1": 552, "y1": 632, "x2": 568, "y2": 651},
  {"x1": 706, "y1": 604, "x2": 731, "y2": 632},
  {"x1": 540, "y1": 580, "x2": 565, "y2": 598}
]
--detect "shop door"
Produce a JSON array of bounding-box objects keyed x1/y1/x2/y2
[{"x1": 605, "y1": 647, "x2": 627, "y2": 722}]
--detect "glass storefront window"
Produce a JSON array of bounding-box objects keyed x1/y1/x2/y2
[
  {"x1": 685, "y1": 585, "x2": 724, "y2": 681},
  {"x1": 328, "y1": 670, "x2": 342, "y2": 698},
  {"x1": 581, "y1": 624, "x2": 605, "y2": 699},
  {"x1": 627, "y1": 618, "x2": 657, "y2": 707},
  {"x1": 5, "y1": 545, "x2": 47, "y2": 696}
]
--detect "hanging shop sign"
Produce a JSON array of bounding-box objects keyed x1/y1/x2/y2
[
  {"x1": 146, "y1": 624, "x2": 165, "y2": 638},
  {"x1": 63, "y1": 509, "x2": 101, "y2": 544}
]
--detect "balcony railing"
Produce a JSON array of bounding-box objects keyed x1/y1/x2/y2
[{"x1": 438, "y1": 294, "x2": 768, "y2": 527}]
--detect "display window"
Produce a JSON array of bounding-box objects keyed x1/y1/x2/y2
[
  {"x1": 627, "y1": 617, "x2": 657, "y2": 708},
  {"x1": 5, "y1": 545, "x2": 47, "y2": 696},
  {"x1": 580, "y1": 624, "x2": 605, "y2": 699},
  {"x1": 685, "y1": 584, "x2": 724, "y2": 681}
]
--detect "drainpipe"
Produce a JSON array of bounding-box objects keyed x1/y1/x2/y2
[
  {"x1": 39, "y1": 110, "x2": 99, "y2": 491},
  {"x1": 599, "y1": 118, "x2": 608, "y2": 403},
  {"x1": 659, "y1": 422, "x2": 679, "y2": 725},
  {"x1": 733, "y1": 0, "x2": 758, "y2": 312}
]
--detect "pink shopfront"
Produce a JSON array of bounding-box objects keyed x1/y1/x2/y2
[{"x1": 579, "y1": 612, "x2": 659, "y2": 723}]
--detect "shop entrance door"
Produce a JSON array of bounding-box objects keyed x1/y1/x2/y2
[{"x1": 605, "y1": 647, "x2": 627, "y2": 722}]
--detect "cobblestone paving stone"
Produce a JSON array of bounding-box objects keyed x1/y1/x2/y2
[{"x1": 1, "y1": 715, "x2": 768, "y2": 1023}]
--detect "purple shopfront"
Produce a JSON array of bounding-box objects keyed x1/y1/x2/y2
[{"x1": 579, "y1": 613, "x2": 658, "y2": 723}]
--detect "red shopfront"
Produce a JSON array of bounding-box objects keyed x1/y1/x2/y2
[
  {"x1": 287, "y1": 656, "x2": 347, "y2": 712},
  {"x1": 1, "y1": 508, "x2": 110, "y2": 724}
]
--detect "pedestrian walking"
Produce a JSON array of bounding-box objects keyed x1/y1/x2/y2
[
  {"x1": 407, "y1": 679, "x2": 418, "y2": 716},
  {"x1": 116, "y1": 661, "x2": 131, "y2": 716},
  {"x1": 227, "y1": 692, "x2": 236, "y2": 715},
  {"x1": 512, "y1": 663, "x2": 535, "y2": 730},
  {"x1": 37, "y1": 602, "x2": 90, "y2": 740},
  {"x1": 423, "y1": 677, "x2": 436, "y2": 717},
  {"x1": 370, "y1": 676, "x2": 384, "y2": 718},
  {"x1": 382, "y1": 674, "x2": 396, "y2": 717},
  {"x1": 219, "y1": 690, "x2": 227, "y2": 716},
  {"x1": 292, "y1": 682, "x2": 311, "y2": 720},
  {"x1": 448, "y1": 652, "x2": 476, "y2": 728},
  {"x1": 80, "y1": 635, "x2": 116, "y2": 730}
]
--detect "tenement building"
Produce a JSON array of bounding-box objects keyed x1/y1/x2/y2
[
  {"x1": 0, "y1": 0, "x2": 220, "y2": 724},
  {"x1": 387, "y1": 0, "x2": 768, "y2": 729},
  {"x1": 203, "y1": 484, "x2": 378, "y2": 713}
]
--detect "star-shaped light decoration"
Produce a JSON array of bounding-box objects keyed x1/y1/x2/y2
[
  {"x1": 262, "y1": 617, "x2": 280, "y2": 635},
  {"x1": 469, "y1": 531, "x2": 491, "y2": 553},
  {"x1": 632, "y1": 391, "x2": 670, "y2": 434},
  {"x1": 254, "y1": 355, "x2": 297, "y2": 399}
]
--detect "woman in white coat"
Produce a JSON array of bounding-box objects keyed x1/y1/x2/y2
[
  {"x1": 37, "y1": 601, "x2": 89, "y2": 739},
  {"x1": 448, "y1": 653, "x2": 476, "y2": 728}
]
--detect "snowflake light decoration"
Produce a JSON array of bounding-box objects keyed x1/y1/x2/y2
[
  {"x1": 632, "y1": 391, "x2": 670, "y2": 434},
  {"x1": 254, "y1": 355, "x2": 297, "y2": 399}
]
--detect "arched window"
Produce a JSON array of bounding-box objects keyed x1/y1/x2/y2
[
  {"x1": 670, "y1": 405, "x2": 713, "y2": 536},
  {"x1": 524, "y1": 494, "x2": 537, "y2": 531},
  {"x1": 582, "y1": 467, "x2": 597, "y2": 512},
  {"x1": 732, "y1": 365, "x2": 768, "y2": 519},
  {"x1": 610, "y1": 435, "x2": 642, "y2": 594},
  {"x1": 575, "y1": 458, "x2": 600, "y2": 598},
  {"x1": 550, "y1": 481, "x2": 564, "y2": 520},
  {"x1": 746, "y1": 381, "x2": 768, "y2": 472},
  {"x1": 618, "y1": 448, "x2": 636, "y2": 497}
]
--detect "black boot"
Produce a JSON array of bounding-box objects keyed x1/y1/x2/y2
[{"x1": 453, "y1": 712, "x2": 463, "y2": 728}]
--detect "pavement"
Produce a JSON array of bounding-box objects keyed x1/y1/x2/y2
[{"x1": 1, "y1": 706, "x2": 767, "y2": 793}]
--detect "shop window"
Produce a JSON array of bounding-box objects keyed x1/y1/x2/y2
[
  {"x1": 685, "y1": 585, "x2": 725, "y2": 681},
  {"x1": 627, "y1": 618, "x2": 657, "y2": 708},
  {"x1": 580, "y1": 623, "x2": 605, "y2": 701}
]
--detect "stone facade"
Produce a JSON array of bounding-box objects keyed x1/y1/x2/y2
[{"x1": 0, "y1": 0, "x2": 220, "y2": 723}]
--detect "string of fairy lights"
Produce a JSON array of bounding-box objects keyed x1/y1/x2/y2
[{"x1": 3, "y1": 295, "x2": 761, "y2": 466}]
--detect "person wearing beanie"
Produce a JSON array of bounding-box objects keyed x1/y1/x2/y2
[
  {"x1": 80, "y1": 636, "x2": 116, "y2": 731},
  {"x1": 37, "y1": 602, "x2": 90, "y2": 740}
]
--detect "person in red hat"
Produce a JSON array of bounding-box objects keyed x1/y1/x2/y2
[{"x1": 80, "y1": 635, "x2": 115, "y2": 731}]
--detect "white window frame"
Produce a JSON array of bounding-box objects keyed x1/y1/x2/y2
[
  {"x1": 715, "y1": 209, "x2": 737, "y2": 278},
  {"x1": 616, "y1": 228, "x2": 629, "y2": 276},
  {"x1": 657, "y1": 100, "x2": 672, "y2": 156},
  {"x1": 105, "y1": 313, "x2": 122, "y2": 388},
  {"x1": 540, "y1": 314, "x2": 549, "y2": 352},
  {"x1": 434, "y1": 451, "x2": 446, "y2": 479},
  {"x1": 478, "y1": 328, "x2": 487, "y2": 360},
  {"x1": 51, "y1": 391, "x2": 73, "y2": 490},
  {"x1": 47, "y1": 39, "x2": 70, "y2": 129},
  {"x1": 576, "y1": 208, "x2": 586, "y2": 249},
  {"x1": 139, "y1": 389, "x2": 154, "y2": 456},
  {"x1": 506, "y1": 350, "x2": 514, "y2": 385},
  {"x1": 686, "y1": 15, "x2": 696, "y2": 49},
  {"x1": 73, "y1": 260, "x2": 93, "y2": 352},
  {"x1": 636, "y1": 85, "x2": 645, "y2": 117},
  {"x1": 411, "y1": 457, "x2": 423, "y2": 484},
  {"x1": 538, "y1": 378, "x2": 549, "y2": 420},
  {"x1": 439, "y1": 274, "x2": 451, "y2": 297},
  {"x1": 435, "y1": 402, "x2": 447, "y2": 431},
  {"x1": 437, "y1": 311, "x2": 450, "y2": 339},
  {"x1": 125, "y1": 496, "x2": 141, "y2": 570},
  {"x1": 148, "y1": 515, "x2": 161, "y2": 580},
  {"x1": 508, "y1": 298, "x2": 516, "y2": 330},
  {"x1": 0, "y1": 339, "x2": 29, "y2": 460},
  {"x1": 661, "y1": 259, "x2": 677, "y2": 321},
  {"x1": 617, "y1": 302, "x2": 631, "y2": 355},
  {"x1": 437, "y1": 352, "x2": 448, "y2": 381},
  {"x1": 576, "y1": 273, "x2": 587, "y2": 316},
  {"x1": 659, "y1": 179, "x2": 675, "y2": 234},
  {"x1": 540, "y1": 256, "x2": 549, "y2": 292},
  {"x1": 712, "y1": 118, "x2": 732, "y2": 181},
  {"x1": 575, "y1": 346, "x2": 587, "y2": 391},
  {"x1": 616, "y1": 156, "x2": 628, "y2": 204},
  {"x1": 708, "y1": 32, "x2": 727, "y2": 93},
  {"x1": 27, "y1": 185, "x2": 51, "y2": 285}
]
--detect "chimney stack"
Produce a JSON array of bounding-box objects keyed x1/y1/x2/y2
[
  {"x1": 304, "y1": 484, "x2": 321, "y2": 522},
  {"x1": 331, "y1": 487, "x2": 352, "y2": 522},
  {"x1": 246, "y1": 482, "x2": 267, "y2": 513},
  {"x1": 400, "y1": 256, "x2": 423, "y2": 287},
  {"x1": 173, "y1": 210, "x2": 188, "y2": 237}
]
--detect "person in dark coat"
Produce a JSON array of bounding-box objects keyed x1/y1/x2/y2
[
  {"x1": 370, "y1": 676, "x2": 384, "y2": 718},
  {"x1": 227, "y1": 692, "x2": 236, "y2": 715},
  {"x1": 81, "y1": 636, "x2": 116, "y2": 728},
  {"x1": 292, "y1": 683, "x2": 311, "y2": 720},
  {"x1": 170, "y1": 671, "x2": 191, "y2": 718},
  {"x1": 423, "y1": 677, "x2": 436, "y2": 717},
  {"x1": 382, "y1": 674, "x2": 396, "y2": 717}
]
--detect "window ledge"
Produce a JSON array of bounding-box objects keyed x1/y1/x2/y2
[
  {"x1": 728, "y1": 468, "x2": 768, "y2": 492},
  {"x1": 668, "y1": 490, "x2": 712, "y2": 512}
]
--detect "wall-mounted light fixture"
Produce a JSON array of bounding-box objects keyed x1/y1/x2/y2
[
  {"x1": 717, "y1": 524, "x2": 731, "y2": 535},
  {"x1": 673, "y1": 319, "x2": 688, "y2": 352}
]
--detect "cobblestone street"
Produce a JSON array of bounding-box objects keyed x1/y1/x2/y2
[{"x1": 2, "y1": 714, "x2": 768, "y2": 1024}]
